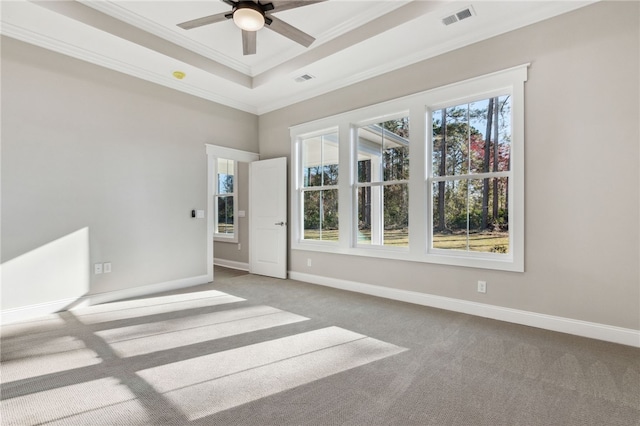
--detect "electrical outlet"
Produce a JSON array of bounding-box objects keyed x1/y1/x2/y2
[
  {"x1": 237, "y1": 243, "x2": 241, "y2": 251},
  {"x1": 103, "y1": 262, "x2": 112, "y2": 273},
  {"x1": 477, "y1": 280, "x2": 487, "y2": 293},
  {"x1": 94, "y1": 263, "x2": 103, "y2": 274},
  {"x1": 307, "y1": 258, "x2": 312, "y2": 267}
]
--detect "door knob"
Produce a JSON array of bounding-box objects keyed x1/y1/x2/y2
[{"x1": 274, "y1": 221, "x2": 287, "y2": 226}]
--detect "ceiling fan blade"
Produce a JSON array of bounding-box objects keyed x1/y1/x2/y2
[
  {"x1": 242, "y1": 30, "x2": 257, "y2": 55},
  {"x1": 270, "y1": 0, "x2": 326, "y2": 13},
  {"x1": 266, "y1": 15, "x2": 315, "y2": 47},
  {"x1": 177, "y1": 12, "x2": 230, "y2": 30},
  {"x1": 221, "y1": 0, "x2": 237, "y2": 6}
]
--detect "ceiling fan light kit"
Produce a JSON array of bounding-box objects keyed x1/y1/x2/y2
[
  {"x1": 177, "y1": 0, "x2": 325, "y2": 55},
  {"x1": 233, "y1": 2, "x2": 266, "y2": 31}
]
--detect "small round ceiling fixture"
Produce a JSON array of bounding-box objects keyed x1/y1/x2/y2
[
  {"x1": 172, "y1": 71, "x2": 186, "y2": 80},
  {"x1": 233, "y1": 2, "x2": 265, "y2": 31}
]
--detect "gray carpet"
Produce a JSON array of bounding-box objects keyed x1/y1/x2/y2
[{"x1": 1, "y1": 266, "x2": 639, "y2": 425}]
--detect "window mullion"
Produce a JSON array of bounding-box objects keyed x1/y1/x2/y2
[{"x1": 338, "y1": 123, "x2": 351, "y2": 248}]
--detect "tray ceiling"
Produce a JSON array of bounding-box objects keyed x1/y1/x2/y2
[{"x1": 1, "y1": 0, "x2": 596, "y2": 114}]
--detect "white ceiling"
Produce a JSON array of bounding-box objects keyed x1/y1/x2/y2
[{"x1": 1, "y1": 0, "x2": 595, "y2": 114}]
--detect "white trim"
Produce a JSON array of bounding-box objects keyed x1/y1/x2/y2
[
  {"x1": 206, "y1": 144, "x2": 260, "y2": 283},
  {"x1": 289, "y1": 271, "x2": 640, "y2": 348},
  {"x1": 207, "y1": 153, "x2": 215, "y2": 281},
  {"x1": 213, "y1": 258, "x2": 250, "y2": 272},
  {"x1": 1, "y1": 297, "x2": 81, "y2": 325},
  {"x1": 206, "y1": 145, "x2": 260, "y2": 164},
  {"x1": 78, "y1": 0, "x2": 253, "y2": 76},
  {"x1": 1, "y1": 274, "x2": 210, "y2": 325},
  {"x1": 86, "y1": 275, "x2": 210, "y2": 306}
]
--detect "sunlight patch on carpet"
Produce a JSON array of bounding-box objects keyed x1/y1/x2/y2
[
  {"x1": 1, "y1": 336, "x2": 101, "y2": 382},
  {"x1": 1, "y1": 377, "x2": 151, "y2": 425},
  {"x1": 137, "y1": 326, "x2": 407, "y2": 420},
  {"x1": 96, "y1": 305, "x2": 309, "y2": 357}
]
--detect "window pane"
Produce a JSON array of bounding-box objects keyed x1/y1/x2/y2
[
  {"x1": 381, "y1": 118, "x2": 410, "y2": 181},
  {"x1": 217, "y1": 158, "x2": 234, "y2": 194},
  {"x1": 358, "y1": 117, "x2": 409, "y2": 183},
  {"x1": 433, "y1": 96, "x2": 511, "y2": 177},
  {"x1": 323, "y1": 135, "x2": 339, "y2": 186},
  {"x1": 383, "y1": 184, "x2": 408, "y2": 247},
  {"x1": 469, "y1": 99, "x2": 489, "y2": 175},
  {"x1": 303, "y1": 189, "x2": 338, "y2": 241},
  {"x1": 432, "y1": 181, "x2": 468, "y2": 250},
  {"x1": 357, "y1": 184, "x2": 408, "y2": 247},
  {"x1": 357, "y1": 186, "x2": 376, "y2": 245},
  {"x1": 357, "y1": 158, "x2": 375, "y2": 184},
  {"x1": 432, "y1": 105, "x2": 469, "y2": 177},
  {"x1": 216, "y1": 195, "x2": 234, "y2": 234},
  {"x1": 496, "y1": 96, "x2": 512, "y2": 172},
  {"x1": 302, "y1": 136, "x2": 322, "y2": 187},
  {"x1": 302, "y1": 133, "x2": 338, "y2": 187},
  {"x1": 432, "y1": 109, "x2": 444, "y2": 176},
  {"x1": 431, "y1": 178, "x2": 509, "y2": 253},
  {"x1": 468, "y1": 96, "x2": 512, "y2": 174}
]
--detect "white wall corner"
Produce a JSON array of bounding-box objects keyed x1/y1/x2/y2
[{"x1": 288, "y1": 271, "x2": 640, "y2": 348}]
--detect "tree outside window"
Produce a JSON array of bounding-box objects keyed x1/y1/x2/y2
[{"x1": 431, "y1": 95, "x2": 511, "y2": 254}]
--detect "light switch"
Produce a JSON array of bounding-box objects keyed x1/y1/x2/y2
[
  {"x1": 238, "y1": 210, "x2": 246, "y2": 218},
  {"x1": 196, "y1": 209, "x2": 205, "y2": 219}
]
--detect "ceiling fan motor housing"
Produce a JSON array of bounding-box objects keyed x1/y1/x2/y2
[{"x1": 232, "y1": 1, "x2": 271, "y2": 31}]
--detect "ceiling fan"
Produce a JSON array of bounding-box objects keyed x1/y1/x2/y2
[{"x1": 177, "y1": 0, "x2": 326, "y2": 55}]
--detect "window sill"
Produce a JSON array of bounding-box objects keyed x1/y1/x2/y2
[
  {"x1": 214, "y1": 235, "x2": 238, "y2": 244},
  {"x1": 292, "y1": 242, "x2": 523, "y2": 272}
]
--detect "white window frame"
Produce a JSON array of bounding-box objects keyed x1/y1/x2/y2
[
  {"x1": 354, "y1": 113, "x2": 410, "y2": 250},
  {"x1": 205, "y1": 144, "x2": 259, "y2": 281},
  {"x1": 298, "y1": 129, "x2": 340, "y2": 244},
  {"x1": 214, "y1": 158, "x2": 238, "y2": 242},
  {"x1": 290, "y1": 65, "x2": 527, "y2": 272}
]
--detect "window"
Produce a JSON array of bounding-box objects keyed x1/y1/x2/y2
[
  {"x1": 430, "y1": 96, "x2": 511, "y2": 254},
  {"x1": 300, "y1": 132, "x2": 339, "y2": 242},
  {"x1": 290, "y1": 65, "x2": 526, "y2": 271},
  {"x1": 214, "y1": 158, "x2": 237, "y2": 241},
  {"x1": 356, "y1": 116, "x2": 410, "y2": 247}
]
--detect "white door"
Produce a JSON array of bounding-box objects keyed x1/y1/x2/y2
[{"x1": 249, "y1": 157, "x2": 287, "y2": 278}]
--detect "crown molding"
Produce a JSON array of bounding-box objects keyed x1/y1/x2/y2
[{"x1": 80, "y1": 0, "x2": 253, "y2": 76}]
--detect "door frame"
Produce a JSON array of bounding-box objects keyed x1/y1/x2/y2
[{"x1": 206, "y1": 144, "x2": 260, "y2": 282}]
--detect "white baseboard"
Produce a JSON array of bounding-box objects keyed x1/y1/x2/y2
[
  {"x1": 86, "y1": 274, "x2": 210, "y2": 306},
  {"x1": 1, "y1": 274, "x2": 210, "y2": 325},
  {"x1": 1, "y1": 297, "x2": 82, "y2": 325},
  {"x1": 214, "y1": 258, "x2": 249, "y2": 272},
  {"x1": 289, "y1": 271, "x2": 640, "y2": 348}
]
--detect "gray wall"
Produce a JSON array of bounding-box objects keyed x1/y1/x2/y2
[
  {"x1": 258, "y1": 2, "x2": 640, "y2": 330},
  {"x1": 1, "y1": 37, "x2": 258, "y2": 310}
]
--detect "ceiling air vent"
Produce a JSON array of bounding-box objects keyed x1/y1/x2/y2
[
  {"x1": 294, "y1": 73, "x2": 315, "y2": 83},
  {"x1": 442, "y1": 6, "x2": 475, "y2": 26}
]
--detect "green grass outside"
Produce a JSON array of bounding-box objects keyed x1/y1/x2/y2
[{"x1": 303, "y1": 228, "x2": 509, "y2": 252}]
